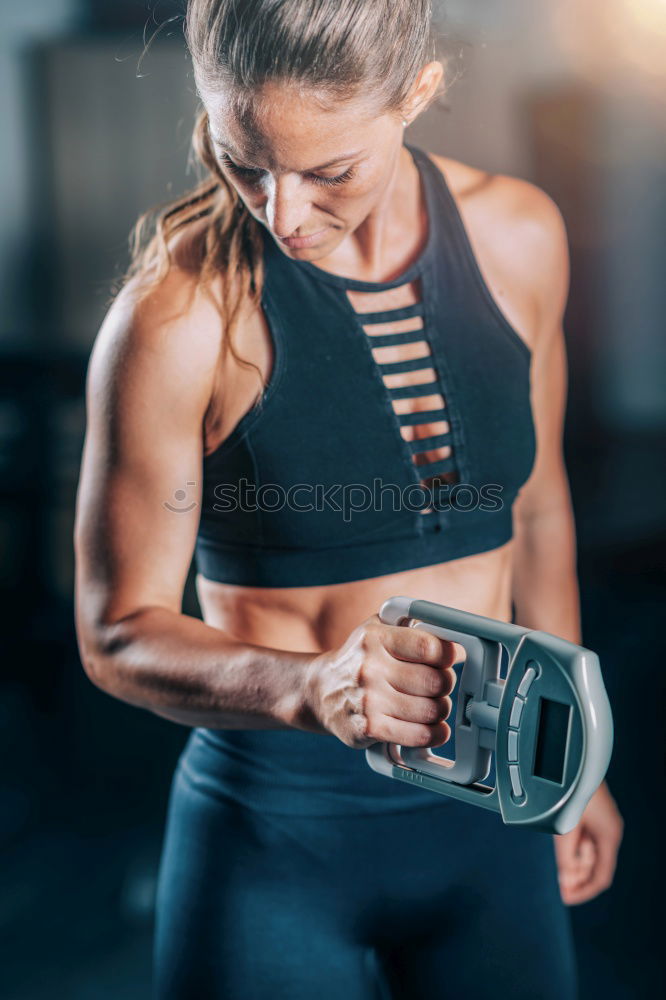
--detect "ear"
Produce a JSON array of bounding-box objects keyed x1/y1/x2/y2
[{"x1": 402, "y1": 60, "x2": 446, "y2": 122}]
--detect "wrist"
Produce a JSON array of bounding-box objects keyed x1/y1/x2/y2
[{"x1": 279, "y1": 650, "x2": 324, "y2": 733}]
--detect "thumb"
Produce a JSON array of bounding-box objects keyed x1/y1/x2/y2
[{"x1": 556, "y1": 828, "x2": 584, "y2": 886}]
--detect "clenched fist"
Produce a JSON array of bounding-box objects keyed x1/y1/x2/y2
[{"x1": 303, "y1": 613, "x2": 458, "y2": 749}]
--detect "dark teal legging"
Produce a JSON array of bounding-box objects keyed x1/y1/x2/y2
[{"x1": 153, "y1": 758, "x2": 578, "y2": 999}]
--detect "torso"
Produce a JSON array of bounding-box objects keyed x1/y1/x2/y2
[{"x1": 185, "y1": 151, "x2": 540, "y2": 653}]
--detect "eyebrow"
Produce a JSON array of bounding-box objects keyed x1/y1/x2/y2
[{"x1": 209, "y1": 134, "x2": 362, "y2": 171}]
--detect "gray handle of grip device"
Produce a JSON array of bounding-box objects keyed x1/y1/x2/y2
[{"x1": 365, "y1": 596, "x2": 614, "y2": 833}]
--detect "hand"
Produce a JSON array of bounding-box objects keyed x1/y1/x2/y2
[
  {"x1": 554, "y1": 781, "x2": 624, "y2": 905},
  {"x1": 304, "y1": 613, "x2": 459, "y2": 750}
]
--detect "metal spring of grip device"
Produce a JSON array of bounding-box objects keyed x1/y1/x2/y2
[{"x1": 365, "y1": 597, "x2": 614, "y2": 834}]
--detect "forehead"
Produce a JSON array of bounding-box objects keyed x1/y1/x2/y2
[{"x1": 203, "y1": 81, "x2": 382, "y2": 160}]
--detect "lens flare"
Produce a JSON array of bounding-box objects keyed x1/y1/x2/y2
[{"x1": 548, "y1": 0, "x2": 666, "y2": 101}]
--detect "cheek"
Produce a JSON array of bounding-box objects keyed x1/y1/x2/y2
[
  {"x1": 332, "y1": 177, "x2": 382, "y2": 220},
  {"x1": 326, "y1": 168, "x2": 381, "y2": 208},
  {"x1": 345, "y1": 163, "x2": 389, "y2": 207}
]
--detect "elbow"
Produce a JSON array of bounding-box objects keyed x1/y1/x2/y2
[
  {"x1": 75, "y1": 599, "x2": 167, "y2": 701},
  {"x1": 76, "y1": 628, "x2": 113, "y2": 693},
  {"x1": 74, "y1": 596, "x2": 139, "y2": 695},
  {"x1": 75, "y1": 607, "x2": 120, "y2": 693},
  {"x1": 73, "y1": 563, "x2": 116, "y2": 692}
]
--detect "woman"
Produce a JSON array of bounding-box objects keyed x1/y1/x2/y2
[{"x1": 73, "y1": 1, "x2": 623, "y2": 997}]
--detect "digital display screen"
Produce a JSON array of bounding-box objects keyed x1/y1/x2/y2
[{"x1": 532, "y1": 697, "x2": 571, "y2": 784}]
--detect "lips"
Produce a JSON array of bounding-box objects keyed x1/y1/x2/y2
[{"x1": 277, "y1": 228, "x2": 329, "y2": 249}]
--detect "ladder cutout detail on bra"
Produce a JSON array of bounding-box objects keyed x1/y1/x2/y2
[{"x1": 346, "y1": 278, "x2": 459, "y2": 518}]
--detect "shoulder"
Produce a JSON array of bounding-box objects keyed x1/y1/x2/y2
[
  {"x1": 429, "y1": 153, "x2": 570, "y2": 338},
  {"x1": 428, "y1": 153, "x2": 568, "y2": 269},
  {"x1": 89, "y1": 221, "x2": 225, "y2": 413}
]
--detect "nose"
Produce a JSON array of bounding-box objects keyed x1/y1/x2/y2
[{"x1": 264, "y1": 173, "x2": 312, "y2": 239}]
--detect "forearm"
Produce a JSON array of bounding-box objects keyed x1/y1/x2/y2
[
  {"x1": 81, "y1": 605, "x2": 318, "y2": 732},
  {"x1": 511, "y1": 503, "x2": 582, "y2": 644}
]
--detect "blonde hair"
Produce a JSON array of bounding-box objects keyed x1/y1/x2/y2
[{"x1": 120, "y1": 0, "x2": 446, "y2": 412}]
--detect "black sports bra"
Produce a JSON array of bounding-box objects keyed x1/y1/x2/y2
[{"x1": 194, "y1": 143, "x2": 536, "y2": 587}]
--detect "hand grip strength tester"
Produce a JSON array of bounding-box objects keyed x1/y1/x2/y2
[{"x1": 366, "y1": 597, "x2": 614, "y2": 834}]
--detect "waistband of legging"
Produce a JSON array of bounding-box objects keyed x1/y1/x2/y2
[{"x1": 175, "y1": 726, "x2": 459, "y2": 818}]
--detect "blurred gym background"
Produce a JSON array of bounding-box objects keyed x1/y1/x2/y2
[{"x1": 1, "y1": 1, "x2": 664, "y2": 996}]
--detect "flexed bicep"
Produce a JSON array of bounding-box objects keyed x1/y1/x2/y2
[{"x1": 74, "y1": 270, "x2": 223, "y2": 677}]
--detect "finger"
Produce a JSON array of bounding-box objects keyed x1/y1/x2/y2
[
  {"x1": 383, "y1": 691, "x2": 453, "y2": 726},
  {"x1": 556, "y1": 828, "x2": 583, "y2": 868},
  {"x1": 555, "y1": 830, "x2": 585, "y2": 892},
  {"x1": 558, "y1": 853, "x2": 595, "y2": 892},
  {"x1": 560, "y1": 882, "x2": 596, "y2": 906},
  {"x1": 561, "y1": 873, "x2": 606, "y2": 906},
  {"x1": 387, "y1": 660, "x2": 457, "y2": 698},
  {"x1": 450, "y1": 641, "x2": 467, "y2": 663},
  {"x1": 578, "y1": 838, "x2": 596, "y2": 869},
  {"x1": 559, "y1": 865, "x2": 596, "y2": 903},
  {"x1": 562, "y1": 835, "x2": 617, "y2": 904},
  {"x1": 559, "y1": 868, "x2": 588, "y2": 893},
  {"x1": 587, "y1": 831, "x2": 619, "y2": 892},
  {"x1": 370, "y1": 715, "x2": 451, "y2": 749},
  {"x1": 562, "y1": 837, "x2": 596, "y2": 879},
  {"x1": 383, "y1": 625, "x2": 457, "y2": 669}
]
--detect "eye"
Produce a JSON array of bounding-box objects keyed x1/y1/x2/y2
[
  {"x1": 314, "y1": 166, "x2": 356, "y2": 187},
  {"x1": 219, "y1": 153, "x2": 355, "y2": 188},
  {"x1": 220, "y1": 153, "x2": 263, "y2": 184}
]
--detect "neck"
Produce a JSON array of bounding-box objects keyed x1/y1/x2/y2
[{"x1": 310, "y1": 143, "x2": 423, "y2": 283}]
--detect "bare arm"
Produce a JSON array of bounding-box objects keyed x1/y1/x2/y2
[
  {"x1": 74, "y1": 265, "x2": 455, "y2": 748},
  {"x1": 508, "y1": 182, "x2": 623, "y2": 904},
  {"x1": 509, "y1": 185, "x2": 581, "y2": 641},
  {"x1": 74, "y1": 268, "x2": 314, "y2": 731}
]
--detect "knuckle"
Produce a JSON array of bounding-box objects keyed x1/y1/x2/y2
[
  {"x1": 340, "y1": 730, "x2": 358, "y2": 749},
  {"x1": 416, "y1": 634, "x2": 436, "y2": 662},
  {"x1": 347, "y1": 713, "x2": 371, "y2": 749},
  {"x1": 418, "y1": 726, "x2": 434, "y2": 747},
  {"x1": 356, "y1": 658, "x2": 369, "y2": 688},
  {"x1": 363, "y1": 702, "x2": 383, "y2": 738},
  {"x1": 424, "y1": 671, "x2": 442, "y2": 697},
  {"x1": 357, "y1": 654, "x2": 381, "y2": 691},
  {"x1": 349, "y1": 736, "x2": 368, "y2": 751},
  {"x1": 359, "y1": 626, "x2": 375, "y2": 655},
  {"x1": 442, "y1": 668, "x2": 457, "y2": 696},
  {"x1": 423, "y1": 700, "x2": 440, "y2": 724}
]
